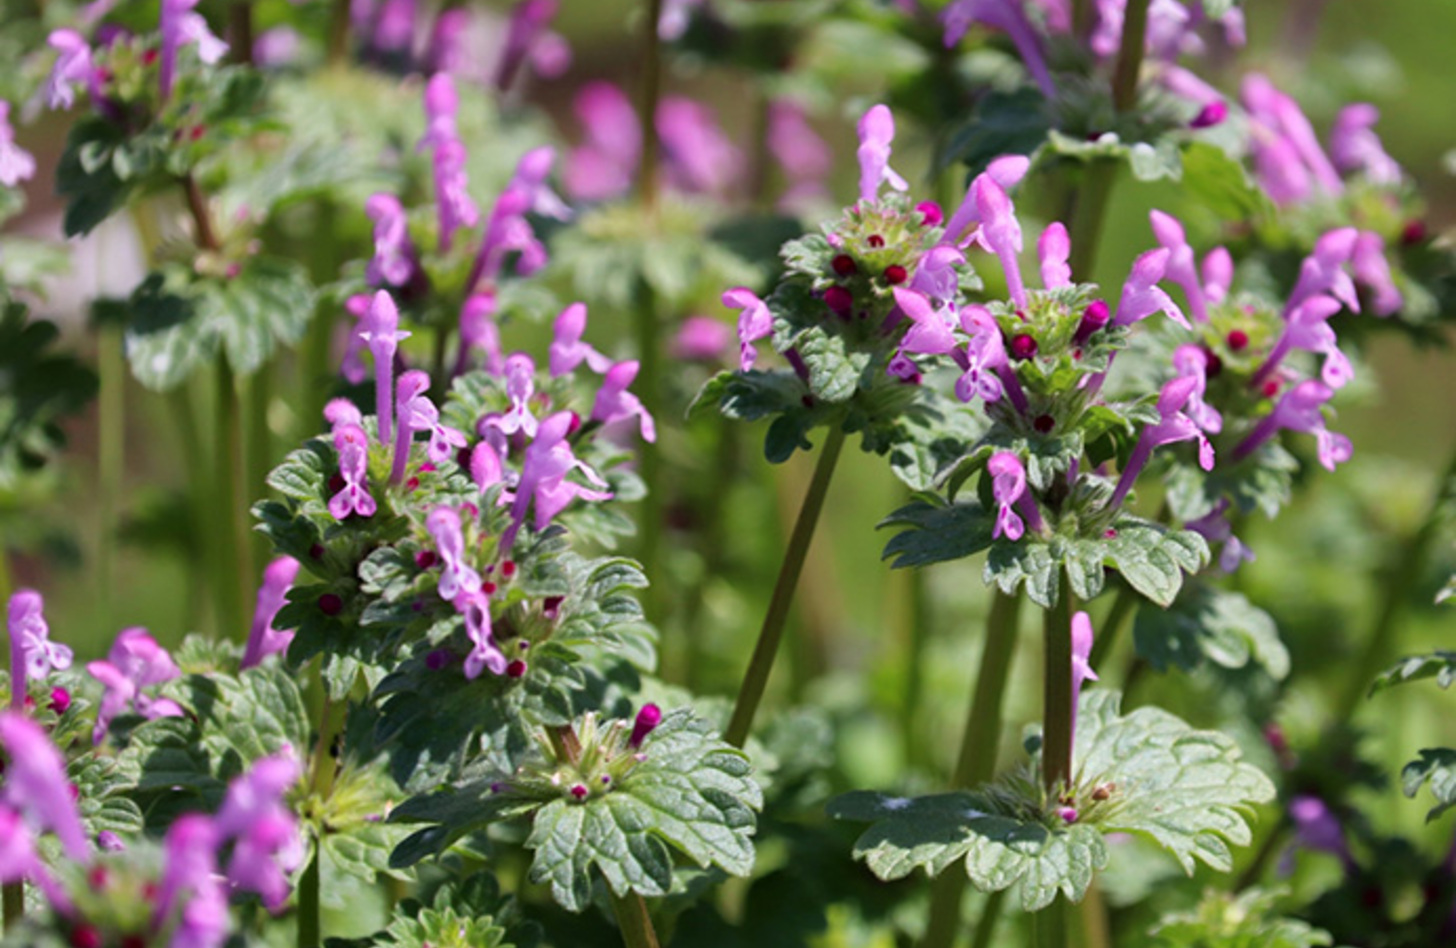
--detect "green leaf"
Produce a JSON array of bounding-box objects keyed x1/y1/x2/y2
[
  {"x1": 56, "y1": 116, "x2": 133, "y2": 236},
  {"x1": 829, "y1": 690, "x2": 1273, "y2": 908},
  {"x1": 524, "y1": 711, "x2": 761, "y2": 911},
  {"x1": 943, "y1": 88, "x2": 1053, "y2": 178},
  {"x1": 1044, "y1": 131, "x2": 1183, "y2": 183},
  {"x1": 1104, "y1": 520, "x2": 1208, "y2": 607},
  {"x1": 1401, "y1": 748, "x2": 1456, "y2": 821},
  {"x1": 690, "y1": 370, "x2": 806, "y2": 423},
  {"x1": 0, "y1": 301, "x2": 98, "y2": 493},
  {"x1": 879, "y1": 497, "x2": 996, "y2": 569},
  {"x1": 1369, "y1": 651, "x2": 1456, "y2": 697},
  {"x1": 1147, "y1": 887, "x2": 1333, "y2": 948},
  {"x1": 1134, "y1": 586, "x2": 1290, "y2": 679},
  {"x1": 125, "y1": 258, "x2": 316, "y2": 390},
  {"x1": 1179, "y1": 142, "x2": 1274, "y2": 221}
]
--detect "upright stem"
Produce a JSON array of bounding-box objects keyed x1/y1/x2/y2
[
  {"x1": 97, "y1": 324, "x2": 125, "y2": 628},
  {"x1": 636, "y1": 0, "x2": 664, "y2": 214},
  {"x1": 632, "y1": 280, "x2": 663, "y2": 624},
  {"x1": 1334, "y1": 443, "x2": 1456, "y2": 719},
  {"x1": 182, "y1": 174, "x2": 219, "y2": 252},
  {"x1": 920, "y1": 590, "x2": 1023, "y2": 948},
  {"x1": 1, "y1": 883, "x2": 19, "y2": 933},
  {"x1": 1035, "y1": 897, "x2": 1069, "y2": 948},
  {"x1": 968, "y1": 890, "x2": 1006, "y2": 948},
  {"x1": 1110, "y1": 0, "x2": 1150, "y2": 113},
  {"x1": 724, "y1": 424, "x2": 847, "y2": 747},
  {"x1": 327, "y1": 0, "x2": 351, "y2": 64},
  {"x1": 213, "y1": 357, "x2": 248, "y2": 639},
  {"x1": 609, "y1": 890, "x2": 662, "y2": 948},
  {"x1": 1042, "y1": 576, "x2": 1075, "y2": 795},
  {"x1": 299, "y1": 690, "x2": 344, "y2": 948},
  {"x1": 245, "y1": 364, "x2": 272, "y2": 565},
  {"x1": 899, "y1": 563, "x2": 929, "y2": 769},
  {"x1": 1087, "y1": 583, "x2": 1136, "y2": 670},
  {"x1": 228, "y1": 0, "x2": 255, "y2": 66},
  {"x1": 169, "y1": 385, "x2": 215, "y2": 633},
  {"x1": 1065, "y1": 161, "x2": 1116, "y2": 281}
]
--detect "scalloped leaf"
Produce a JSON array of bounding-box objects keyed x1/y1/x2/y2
[
  {"x1": 1401, "y1": 748, "x2": 1456, "y2": 821},
  {"x1": 829, "y1": 690, "x2": 1273, "y2": 908},
  {"x1": 1134, "y1": 586, "x2": 1290, "y2": 679},
  {"x1": 524, "y1": 711, "x2": 761, "y2": 911},
  {"x1": 879, "y1": 497, "x2": 996, "y2": 569},
  {"x1": 0, "y1": 301, "x2": 99, "y2": 492},
  {"x1": 1148, "y1": 887, "x2": 1333, "y2": 948},
  {"x1": 1371, "y1": 651, "x2": 1456, "y2": 696}
]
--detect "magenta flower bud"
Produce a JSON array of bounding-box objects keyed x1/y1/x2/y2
[
  {"x1": 1073, "y1": 300, "x2": 1110, "y2": 345},
  {"x1": 855, "y1": 104, "x2": 908, "y2": 203},
  {"x1": 241, "y1": 556, "x2": 302, "y2": 670},
  {"x1": 1190, "y1": 100, "x2": 1228, "y2": 129},
  {"x1": 724, "y1": 287, "x2": 772, "y2": 371},
  {"x1": 1009, "y1": 334, "x2": 1037, "y2": 360},
  {"x1": 49, "y1": 687, "x2": 71, "y2": 714},
  {"x1": 1037, "y1": 222, "x2": 1071, "y2": 290},
  {"x1": 1059, "y1": 806, "x2": 1079, "y2": 823},
  {"x1": 591, "y1": 361, "x2": 656, "y2": 442},
  {"x1": 8, "y1": 590, "x2": 72, "y2": 710},
  {"x1": 629, "y1": 703, "x2": 662, "y2": 748},
  {"x1": 549, "y1": 302, "x2": 611, "y2": 377},
  {"x1": 671, "y1": 316, "x2": 731, "y2": 362},
  {"x1": 917, "y1": 201, "x2": 944, "y2": 227},
  {"x1": 329, "y1": 423, "x2": 377, "y2": 520},
  {"x1": 0, "y1": 103, "x2": 35, "y2": 188}
]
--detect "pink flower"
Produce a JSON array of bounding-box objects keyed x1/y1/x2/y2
[
  {"x1": 358, "y1": 290, "x2": 411, "y2": 443},
  {"x1": 457, "y1": 590, "x2": 507, "y2": 678},
  {"x1": 426, "y1": 506, "x2": 482, "y2": 601},
  {"x1": 1330, "y1": 103, "x2": 1401, "y2": 186},
  {"x1": 591, "y1": 361, "x2": 657, "y2": 443},
  {"x1": 1351, "y1": 231, "x2": 1401, "y2": 317},
  {"x1": 214, "y1": 753, "x2": 303, "y2": 911},
  {"x1": 988, "y1": 451, "x2": 1028, "y2": 541},
  {"x1": 329, "y1": 423, "x2": 377, "y2": 520},
  {"x1": 1109, "y1": 374, "x2": 1213, "y2": 510},
  {"x1": 565, "y1": 82, "x2": 640, "y2": 202},
  {"x1": 0, "y1": 102, "x2": 36, "y2": 188},
  {"x1": 241, "y1": 557, "x2": 302, "y2": 670},
  {"x1": 941, "y1": 0, "x2": 1055, "y2": 97},
  {"x1": 45, "y1": 30, "x2": 94, "y2": 111},
  {"x1": 1112, "y1": 248, "x2": 1189, "y2": 330},
  {"x1": 670, "y1": 316, "x2": 731, "y2": 362},
  {"x1": 8, "y1": 590, "x2": 72, "y2": 709},
  {"x1": 724, "y1": 287, "x2": 772, "y2": 371},
  {"x1": 432, "y1": 139, "x2": 479, "y2": 253},
  {"x1": 855, "y1": 104, "x2": 909, "y2": 204},
  {"x1": 417, "y1": 73, "x2": 459, "y2": 154},
  {"x1": 1069, "y1": 611, "x2": 1098, "y2": 753},
  {"x1": 943, "y1": 155, "x2": 1030, "y2": 247},
  {"x1": 364, "y1": 194, "x2": 416, "y2": 287},
  {"x1": 86, "y1": 628, "x2": 184, "y2": 744},
  {"x1": 459, "y1": 293, "x2": 505, "y2": 375},
  {"x1": 549, "y1": 302, "x2": 612, "y2": 377},
  {"x1": 1037, "y1": 222, "x2": 1071, "y2": 290},
  {"x1": 1235, "y1": 379, "x2": 1352, "y2": 472},
  {"x1": 504, "y1": 412, "x2": 612, "y2": 548},
  {"x1": 657, "y1": 97, "x2": 741, "y2": 196},
  {"x1": 0, "y1": 712, "x2": 90, "y2": 863}
]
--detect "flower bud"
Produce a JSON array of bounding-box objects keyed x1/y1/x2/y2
[{"x1": 629, "y1": 703, "x2": 663, "y2": 748}]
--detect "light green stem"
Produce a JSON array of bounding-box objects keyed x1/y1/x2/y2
[
  {"x1": 724, "y1": 424, "x2": 847, "y2": 747},
  {"x1": 919, "y1": 590, "x2": 1023, "y2": 948},
  {"x1": 213, "y1": 356, "x2": 247, "y2": 639},
  {"x1": 1110, "y1": 0, "x2": 1150, "y2": 113},
  {"x1": 900, "y1": 562, "x2": 929, "y2": 769},
  {"x1": 169, "y1": 385, "x2": 214, "y2": 634},
  {"x1": 1087, "y1": 582, "x2": 1136, "y2": 671},
  {"x1": 296, "y1": 851, "x2": 321, "y2": 948},
  {"x1": 632, "y1": 279, "x2": 664, "y2": 627},
  {"x1": 1035, "y1": 897, "x2": 1069, "y2": 948},
  {"x1": 245, "y1": 364, "x2": 272, "y2": 567},
  {"x1": 1066, "y1": 161, "x2": 1116, "y2": 281},
  {"x1": 609, "y1": 890, "x2": 662, "y2": 948},
  {"x1": 968, "y1": 890, "x2": 1005, "y2": 948}
]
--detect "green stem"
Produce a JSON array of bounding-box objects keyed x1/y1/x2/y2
[
  {"x1": 680, "y1": 421, "x2": 739, "y2": 691},
  {"x1": 635, "y1": 0, "x2": 664, "y2": 214},
  {"x1": 213, "y1": 356, "x2": 248, "y2": 639},
  {"x1": 609, "y1": 890, "x2": 662, "y2": 948},
  {"x1": 327, "y1": 0, "x2": 351, "y2": 65},
  {"x1": 1066, "y1": 161, "x2": 1116, "y2": 281},
  {"x1": 1078, "y1": 882, "x2": 1112, "y2": 948},
  {"x1": 900, "y1": 562, "x2": 929, "y2": 770},
  {"x1": 296, "y1": 851, "x2": 320, "y2": 948},
  {"x1": 968, "y1": 889, "x2": 1006, "y2": 948},
  {"x1": 1110, "y1": 0, "x2": 1150, "y2": 113},
  {"x1": 2, "y1": 882, "x2": 20, "y2": 932},
  {"x1": 97, "y1": 325, "x2": 125, "y2": 628},
  {"x1": 245, "y1": 363, "x2": 272, "y2": 566},
  {"x1": 299, "y1": 689, "x2": 344, "y2": 948},
  {"x1": 1234, "y1": 812, "x2": 1290, "y2": 891},
  {"x1": 724, "y1": 424, "x2": 847, "y2": 748},
  {"x1": 1035, "y1": 897, "x2": 1069, "y2": 948},
  {"x1": 229, "y1": 0, "x2": 255, "y2": 66},
  {"x1": 1043, "y1": 576, "x2": 1075, "y2": 795},
  {"x1": 632, "y1": 280, "x2": 663, "y2": 625},
  {"x1": 169, "y1": 385, "x2": 215, "y2": 634},
  {"x1": 1070, "y1": 0, "x2": 1093, "y2": 40},
  {"x1": 297, "y1": 301, "x2": 336, "y2": 445},
  {"x1": 1334, "y1": 444, "x2": 1456, "y2": 719},
  {"x1": 920, "y1": 589, "x2": 1023, "y2": 948}
]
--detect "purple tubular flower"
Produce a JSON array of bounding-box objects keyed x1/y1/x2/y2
[
  {"x1": 565, "y1": 82, "x2": 640, "y2": 202},
  {"x1": 987, "y1": 451, "x2": 1027, "y2": 541},
  {"x1": 894, "y1": 287, "x2": 958, "y2": 359},
  {"x1": 8, "y1": 590, "x2": 72, "y2": 709},
  {"x1": 1242, "y1": 74, "x2": 1343, "y2": 200},
  {"x1": 512, "y1": 146, "x2": 572, "y2": 221},
  {"x1": 943, "y1": 156, "x2": 1030, "y2": 248},
  {"x1": 433, "y1": 139, "x2": 480, "y2": 253},
  {"x1": 468, "y1": 151, "x2": 561, "y2": 290},
  {"x1": 1185, "y1": 499, "x2": 1254, "y2": 573},
  {"x1": 724, "y1": 287, "x2": 772, "y2": 371},
  {"x1": 658, "y1": 0, "x2": 704, "y2": 39},
  {"x1": 360, "y1": 290, "x2": 410, "y2": 443},
  {"x1": 1171, "y1": 345, "x2": 1222, "y2": 435},
  {"x1": 1253, "y1": 294, "x2": 1349, "y2": 390},
  {"x1": 87, "y1": 628, "x2": 184, "y2": 744},
  {"x1": 1112, "y1": 248, "x2": 1189, "y2": 330},
  {"x1": 340, "y1": 294, "x2": 371, "y2": 384},
  {"x1": 1330, "y1": 104, "x2": 1401, "y2": 185},
  {"x1": 1287, "y1": 228, "x2": 1360, "y2": 315},
  {"x1": 457, "y1": 590, "x2": 506, "y2": 678},
  {"x1": 426, "y1": 7, "x2": 470, "y2": 73},
  {"x1": 418, "y1": 73, "x2": 458, "y2": 153},
  {"x1": 1073, "y1": 300, "x2": 1110, "y2": 346},
  {"x1": 591, "y1": 361, "x2": 657, "y2": 442},
  {"x1": 954, "y1": 304, "x2": 1015, "y2": 406},
  {"x1": 458, "y1": 293, "x2": 504, "y2": 375},
  {"x1": 426, "y1": 506, "x2": 482, "y2": 601},
  {"x1": 1235, "y1": 379, "x2": 1352, "y2": 472},
  {"x1": 504, "y1": 411, "x2": 612, "y2": 549},
  {"x1": 324, "y1": 398, "x2": 362, "y2": 433},
  {"x1": 1202, "y1": 247, "x2": 1233, "y2": 304},
  {"x1": 241, "y1": 557, "x2": 302, "y2": 670},
  {"x1": 495, "y1": 0, "x2": 559, "y2": 90},
  {"x1": 0, "y1": 713, "x2": 90, "y2": 862},
  {"x1": 159, "y1": 0, "x2": 228, "y2": 101},
  {"x1": 1038, "y1": 222, "x2": 1071, "y2": 290},
  {"x1": 657, "y1": 97, "x2": 741, "y2": 196},
  {"x1": 1109, "y1": 375, "x2": 1212, "y2": 510},
  {"x1": 1149, "y1": 210, "x2": 1208, "y2": 323},
  {"x1": 391, "y1": 370, "x2": 462, "y2": 482},
  {"x1": 1069, "y1": 611, "x2": 1098, "y2": 756},
  {"x1": 0, "y1": 806, "x2": 69, "y2": 909},
  {"x1": 971, "y1": 175, "x2": 1027, "y2": 308},
  {"x1": 470, "y1": 441, "x2": 504, "y2": 492},
  {"x1": 329, "y1": 423, "x2": 377, "y2": 520},
  {"x1": 629, "y1": 703, "x2": 662, "y2": 748},
  {"x1": 365, "y1": 194, "x2": 416, "y2": 287},
  {"x1": 671, "y1": 316, "x2": 731, "y2": 362},
  {"x1": 910, "y1": 245, "x2": 965, "y2": 304},
  {"x1": 214, "y1": 753, "x2": 303, "y2": 911},
  {"x1": 1352, "y1": 231, "x2": 1402, "y2": 317},
  {"x1": 45, "y1": 30, "x2": 94, "y2": 110},
  {"x1": 0, "y1": 103, "x2": 35, "y2": 187},
  {"x1": 549, "y1": 302, "x2": 612, "y2": 377},
  {"x1": 767, "y1": 102, "x2": 831, "y2": 208},
  {"x1": 941, "y1": 0, "x2": 1056, "y2": 97},
  {"x1": 855, "y1": 104, "x2": 909, "y2": 204},
  {"x1": 491, "y1": 353, "x2": 540, "y2": 439},
  {"x1": 1288, "y1": 795, "x2": 1352, "y2": 868},
  {"x1": 156, "y1": 815, "x2": 227, "y2": 947}
]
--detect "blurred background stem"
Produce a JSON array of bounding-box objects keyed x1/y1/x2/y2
[{"x1": 97, "y1": 323, "x2": 125, "y2": 628}]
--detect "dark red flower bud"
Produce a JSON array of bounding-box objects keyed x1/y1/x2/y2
[
  {"x1": 70, "y1": 926, "x2": 103, "y2": 948},
  {"x1": 1262, "y1": 379, "x2": 1281, "y2": 398},
  {"x1": 867, "y1": 235, "x2": 885, "y2": 248},
  {"x1": 824, "y1": 286, "x2": 853, "y2": 318},
  {"x1": 327, "y1": 473, "x2": 346, "y2": 493},
  {"x1": 425, "y1": 649, "x2": 453, "y2": 671},
  {"x1": 1010, "y1": 334, "x2": 1038, "y2": 360},
  {"x1": 570, "y1": 783, "x2": 589, "y2": 801},
  {"x1": 883, "y1": 265, "x2": 908, "y2": 285},
  {"x1": 506, "y1": 660, "x2": 527, "y2": 678},
  {"x1": 501, "y1": 560, "x2": 516, "y2": 578},
  {"x1": 1033, "y1": 414, "x2": 1055, "y2": 433},
  {"x1": 916, "y1": 201, "x2": 943, "y2": 226},
  {"x1": 309, "y1": 543, "x2": 325, "y2": 560},
  {"x1": 50, "y1": 687, "x2": 71, "y2": 714},
  {"x1": 831, "y1": 254, "x2": 857, "y2": 276},
  {"x1": 1402, "y1": 220, "x2": 1427, "y2": 246},
  {"x1": 567, "y1": 411, "x2": 583, "y2": 435},
  {"x1": 1226, "y1": 329, "x2": 1249, "y2": 352},
  {"x1": 415, "y1": 550, "x2": 437, "y2": 570},
  {"x1": 319, "y1": 593, "x2": 344, "y2": 616}
]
